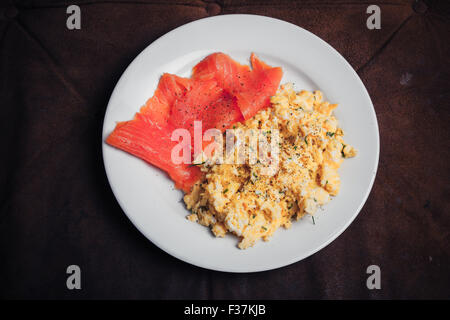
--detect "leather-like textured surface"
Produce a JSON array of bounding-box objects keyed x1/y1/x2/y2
[{"x1": 0, "y1": 0, "x2": 449, "y2": 299}]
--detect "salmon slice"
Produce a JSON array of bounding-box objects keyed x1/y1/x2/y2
[
  {"x1": 106, "y1": 53, "x2": 283, "y2": 192},
  {"x1": 169, "y1": 79, "x2": 243, "y2": 134},
  {"x1": 241, "y1": 53, "x2": 283, "y2": 120},
  {"x1": 106, "y1": 113, "x2": 202, "y2": 192},
  {"x1": 192, "y1": 53, "x2": 283, "y2": 120},
  {"x1": 140, "y1": 73, "x2": 193, "y2": 126}
]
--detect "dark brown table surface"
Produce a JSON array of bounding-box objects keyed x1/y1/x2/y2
[{"x1": 1, "y1": 0, "x2": 449, "y2": 299}]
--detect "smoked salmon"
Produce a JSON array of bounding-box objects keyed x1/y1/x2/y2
[
  {"x1": 106, "y1": 53, "x2": 283, "y2": 192},
  {"x1": 192, "y1": 53, "x2": 283, "y2": 120}
]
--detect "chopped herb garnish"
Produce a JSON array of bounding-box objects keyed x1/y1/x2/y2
[
  {"x1": 312, "y1": 216, "x2": 316, "y2": 225},
  {"x1": 223, "y1": 188, "x2": 229, "y2": 194},
  {"x1": 326, "y1": 132, "x2": 335, "y2": 137},
  {"x1": 188, "y1": 161, "x2": 206, "y2": 167},
  {"x1": 261, "y1": 226, "x2": 267, "y2": 231}
]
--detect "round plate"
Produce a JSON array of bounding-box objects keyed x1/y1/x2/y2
[{"x1": 102, "y1": 14, "x2": 379, "y2": 272}]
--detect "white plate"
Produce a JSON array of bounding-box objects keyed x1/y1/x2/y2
[{"x1": 102, "y1": 14, "x2": 379, "y2": 273}]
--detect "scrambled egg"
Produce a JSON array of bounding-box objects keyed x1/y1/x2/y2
[{"x1": 184, "y1": 84, "x2": 357, "y2": 249}]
